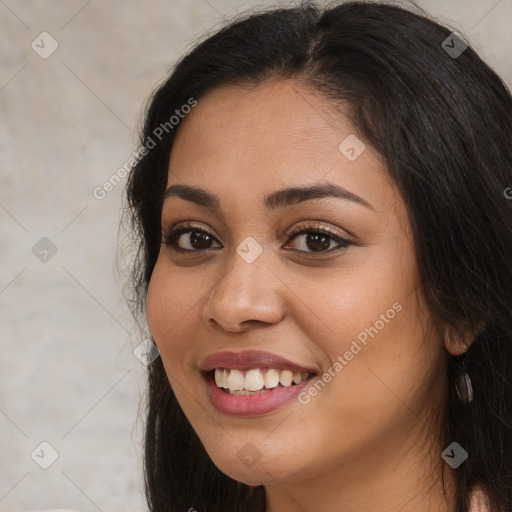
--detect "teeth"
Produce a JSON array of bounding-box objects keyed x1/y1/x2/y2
[
  {"x1": 279, "y1": 370, "x2": 293, "y2": 387},
  {"x1": 228, "y1": 389, "x2": 271, "y2": 395},
  {"x1": 227, "y1": 369, "x2": 244, "y2": 391},
  {"x1": 264, "y1": 369, "x2": 280, "y2": 388},
  {"x1": 214, "y1": 368, "x2": 227, "y2": 388},
  {"x1": 245, "y1": 369, "x2": 265, "y2": 391},
  {"x1": 213, "y1": 368, "x2": 311, "y2": 392}
]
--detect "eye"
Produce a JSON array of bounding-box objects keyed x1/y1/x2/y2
[
  {"x1": 283, "y1": 221, "x2": 352, "y2": 253},
  {"x1": 162, "y1": 221, "x2": 221, "y2": 252},
  {"x1": 162, "y1": 220, "x2": 352, "y2": 254}
]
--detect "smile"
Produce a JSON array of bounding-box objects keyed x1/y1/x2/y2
[
  {"x1": 199, "y1": 350, "x2": 318, "y2": 416},
  {"x1": 213, "y1": 368, "x2": 311, "y2": 394}
]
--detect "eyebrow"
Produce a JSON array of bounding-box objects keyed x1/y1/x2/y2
[{"x1": 162, "y1": 182, "x2": 374, "y2": 211}]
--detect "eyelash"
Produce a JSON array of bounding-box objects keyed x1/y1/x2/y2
[{"x1": 162, "y1": 220, "x2": 353, "y2": 254}]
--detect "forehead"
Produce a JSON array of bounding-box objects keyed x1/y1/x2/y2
[
  {"x1": 166, "y1": 80, "x2": 400, "y2": 219},
  {"x1": 171, "y1": 80, "x2": 352, "y2": 163}
]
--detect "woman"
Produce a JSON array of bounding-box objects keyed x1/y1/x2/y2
[{"x1": 124, "y1": 1, "x2": 512, "y2": 511}]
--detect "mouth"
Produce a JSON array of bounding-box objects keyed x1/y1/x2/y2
[
  {"x1": 209, "y1": 367, "x2": 314, "y2": 395},
  {"x1": 199, "y1": 350, "x2": 318, "y2": 416}
]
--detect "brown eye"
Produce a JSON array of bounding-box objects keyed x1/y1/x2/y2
[
  {"x1": 302, "y1": 233, "x2": 331, "y2": 252},
  {"x1": 163, "y1": 226, "x2": 221, "y2": 252},
  {"x1": 162, "y1": 221, "x2": 352, "y2": 255},
  {"x1": 284, "y1": 223, "x2": 352, "y2": 254},
  {"x1": 284, "y1": 229, "x2": 350, "y2": 252}
]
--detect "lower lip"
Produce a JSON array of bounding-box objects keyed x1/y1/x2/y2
[{"x1": 203, "y1": 372, "x2": 314, "y2": 416}]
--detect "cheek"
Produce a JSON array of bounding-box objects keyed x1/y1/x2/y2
[
  {"x1": 294, "y1": 239, "x2": 416, "y2": 369},
  {"x1": 324, "y1": 289, "x2": 439, "y2": 426},
  {"x1": 145, "y1": 263, "x2": 169, "y2": 342},
  {"x1": 145, "y1": 255, "x2": 230, "y2": 415},
  {"x1": 294, "y1": 243, "x2": 439, "y2": 425},
  {"x1": 146, "y1": 257, "x2": 205, "y2": 338},
  {"x1": 146, "y1": 260, "x2": 200, "y2": 364},
  {"x1": 145, "y1": 261, "x2": 205, "y2": 410}
]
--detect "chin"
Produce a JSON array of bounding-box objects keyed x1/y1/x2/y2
[{"x1": 206, "y1": 445, "x2": 307, "y2": 487}]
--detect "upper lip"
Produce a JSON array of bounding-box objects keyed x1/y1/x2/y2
[{"x1": 199, "y1": 350, "x2": 317, "y2": 374}]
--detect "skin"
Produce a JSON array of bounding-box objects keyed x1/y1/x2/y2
[{"x1": 146, "y1": 79, "x2": 465, "y2": 512}]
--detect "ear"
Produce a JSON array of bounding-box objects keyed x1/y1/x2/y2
[{"x1": 443, "y1": 320, "x2": 485, "y2": 356}]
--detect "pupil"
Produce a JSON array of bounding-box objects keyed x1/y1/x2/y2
[
  {"x1": 307, "y1": 234, "x2": 329, "y2": 252},
  {"x1": 191, "y1": 231, "x2": 212, "y2": 249}
]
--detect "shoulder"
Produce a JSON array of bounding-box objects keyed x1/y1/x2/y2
[{"x1": 469, "y1": 487, "x2": 490, "y2": 512}]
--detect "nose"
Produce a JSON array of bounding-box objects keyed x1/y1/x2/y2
[{"x1": 202, "y1": 252, "x2": 286, "y2": 333}]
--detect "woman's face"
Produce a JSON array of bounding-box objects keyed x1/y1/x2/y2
[{"x1": 146, "y1": 80, "x2": 448, "y2": 490}]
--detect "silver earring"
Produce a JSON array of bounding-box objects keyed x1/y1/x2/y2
[{"x1": 455, "y1": 371, "x2": 473, "y2": 404}]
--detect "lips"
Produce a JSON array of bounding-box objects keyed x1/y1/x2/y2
[
  {"x1": 199, "y1": 350, "x2": 318, "y2": 416},
  {"x1": 199, "y1": 349, "x2": 317, "y2": 374}
]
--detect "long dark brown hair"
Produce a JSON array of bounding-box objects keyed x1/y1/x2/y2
[{"x1": 123, "y1": 1, "x2": 512, "y2": 510}]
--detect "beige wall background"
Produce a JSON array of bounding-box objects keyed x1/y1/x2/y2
[{"x1": 1, "y1": 1, "x2": 510, "y2": 511}]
